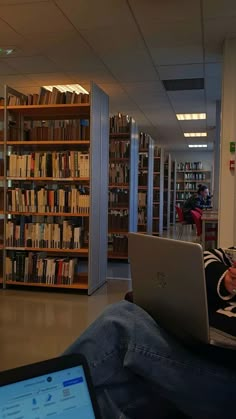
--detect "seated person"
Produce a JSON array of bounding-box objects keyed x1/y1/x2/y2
[
  {"x1": 64, "y1": 248, "x2": 236, "y2": 419},
  {"x1": 183, "y1": 184, "x2": 211, "y2": 223}
]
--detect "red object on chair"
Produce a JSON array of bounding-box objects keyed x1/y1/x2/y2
[
  {"x1": 194, "y1": 208, "x2": 203, "y2": 216},
  {"x1": 190, "y1": 210, "x2": 202, "y2": 236},
  {"x1": 175, "y1": 206, "x2": 184, "y2": 223}
]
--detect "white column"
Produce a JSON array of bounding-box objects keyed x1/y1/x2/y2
[
  {"x1": 218, "y1": 39, "x2": 236, "y2": 247},
  {"x1": 213, "y1": 100, "x2": 221, "y2": 210}
]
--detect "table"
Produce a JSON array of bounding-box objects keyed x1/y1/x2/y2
[{"x1": 201, "y1": 211, "x2": 218, "y2": 250}]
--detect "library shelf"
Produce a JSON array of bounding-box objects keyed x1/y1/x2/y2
[
  {"x1": 5, "y1": 247, "x2": 89, "y2": 254},
  {"x1": 154, "y1": 157, "x2": 160, "y2": 159},
  {"x1": 182, "y1": 180, "x2": 211, "y2": 183},
  {"x1": 153, "y1": 217, "x2": 160, "y2": 220},
  {"x1": 7, "y1": 212, "x2": 89, "y2": 217},
  {"x1": 108, "y1": 206, "x2": 129, "y2": 210},
  {"x1": 108, "y1": 252, "x2": 128, "y2": 259},
  {"x1": 153, "y1": 201, "x2": 160, "y2": 204},
  {"x1": 109, "y1": 158, "x2": 129, "y2": 162},
  {"x1": 139, "y1": 148, "x2": 148, "y2": 153},
  {"x1": 0, "y1": 244, "x2": 3, "y2": 249},
  {"x1": 7, "y1": 141, "x2": 90, "y2": 146},
  {"x1": 7, "y1": 103, "x2": 90, "y2": 119},
  {"x1": 5, "y1": 280, "x2": 88, "y2": 290},
  {"x1": 109, "y1": 184, "x2": 129, "y2": 188},
  {"x1": 109, "y1": 133, "x2": 130, "y2": 139},
  {"x1": 177, "y1": 170, "x2": 210, "y2": 173},
  {"x1": 153, "y1": 172, "x2": 160, "y2": 175},
  {"x1": 7, "y1": 177, "x2": 89, "y2": 182},
  {"x1": 138, "y1": 186, "x2": 148, "y2": 190},
  {"x1": 108, "y1": 230, "x2": 129, "y2": 234},
  {"x1": 0, "y1": 176, "x2": 4, "y2": 180}
]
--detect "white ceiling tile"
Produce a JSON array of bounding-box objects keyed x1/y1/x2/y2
[
  {"x1": 205, "y1": 63, "x2": 222, "y2": 78},
  {"x1": 0, "y1": 2, "x2": 74, "y2": 34},
  {"x1": 151, "y1": 45, "x2": 203, "y2": 66},
  {"x1": 102, "y1": 46, "x2": 157, "y2": 82},
  {"x1": 0, "y1": 0, "x2": 49, "y2": 3},
  {"x1": 203, "y1": 0, "x2": 236, "y2": 18},
  {"x1": 55, "y1": 0, "x2": 133, "y2": 29},
  {"x1": 204, "y1": 16, "x2": 236, "y2": 44},
  {"x1": 67, "y1": 67, "x2": 116, "y2": 84},
  {"x1": 168, "y1": 90, "x2": 205, "y2": 113},
  {"x1": 205, "y1": 78, "x2": 221, "y2": 101},
  {"x1": 26, "y1": 73, "x2": 76, "y2": 84},
  {"x1": 80, "y1": 26, "x2": 141, "y2": 58},
  {"x1": 158, "y1": 64, "x2": 204, "y2": 80},
  {"x1": 129, "y1": 0, "x2": 201, "y2": 22},
  {"x1": 0, "y1": 60, "x2": 19, "y2": 75},
  {"x1": 0, "y1": 74, "x2": 38, "y2": 87},
  {"x1": 0, "y1": 18, "x2": 23, "y2": 43},
  {"x1": 5, "y1": 55, "x2": 58, "y2": 73}
]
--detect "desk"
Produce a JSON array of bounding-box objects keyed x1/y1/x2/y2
[{"x1": 201, "y1": 211, "x2": 218, "y2": 250}]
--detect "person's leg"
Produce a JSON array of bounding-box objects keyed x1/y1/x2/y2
[{"x1": 64, "y1": 300, "x2": 236, "y2": 419}]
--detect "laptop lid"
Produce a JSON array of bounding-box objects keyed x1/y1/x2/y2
[
  {"x1": 0, "y1": 354, "x2": 101, "y2": 419},
  {"x1": 128, "y1": 234, "x2": 210, "y2": 344}
]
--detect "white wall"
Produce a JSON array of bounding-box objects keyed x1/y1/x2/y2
[{"x1": 170, "y1": 151, "x2": 213, "y2": 172}]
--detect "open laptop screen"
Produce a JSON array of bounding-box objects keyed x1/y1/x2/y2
[{"x1": 0, "y1": 364, "x2": 96, "y2": 418}]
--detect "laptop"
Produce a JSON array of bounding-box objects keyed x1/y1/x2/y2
[
  {"x1": 128, "y1": 233, "x2": 236, "y2": 349},
  {"x1": 0, "y1": 354, "x2": 101, "y2": 418}
]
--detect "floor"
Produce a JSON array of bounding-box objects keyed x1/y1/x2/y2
[{"x1": 0, "y1": 280, "x2": 130, "y2": 371}]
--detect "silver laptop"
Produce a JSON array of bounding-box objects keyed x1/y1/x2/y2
[{"x1": 128, "y1": 233, "x2": 236, "y2": 349}]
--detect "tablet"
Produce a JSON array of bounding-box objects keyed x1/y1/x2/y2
[{"x1": 0, "y1": 354, "x2": 101, "y2": 418}]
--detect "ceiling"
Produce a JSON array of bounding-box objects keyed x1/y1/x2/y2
[{"x1": 0, "y1": 0, "x2": 233, "y2": 150}]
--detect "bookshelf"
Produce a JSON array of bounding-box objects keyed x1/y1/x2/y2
[
  {"x1": 2, "y1": 83, "x2": 109, "y2": 295},
  {"x1": 138, "y1": 132, "x2": 149, "y2": 233},
  {"x1": 0, "y1": 115, "x2": 3, "y2": 285},
  {"x1": 163, "y1": 153, "x2": 176, "y2": 230},
  {"x1": 152, "y1": 146, "x2": 164, "y2": 236},
  {"x1": 176, "y1": 162, "x2": 212, "y2": 213},
  {"x1": 108, "y1": 113, "x2": 138, "y2": 259}
]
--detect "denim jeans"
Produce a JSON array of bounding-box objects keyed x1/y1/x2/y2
[{"x1": 64, "y1": 300, "x2": 236, "y2": 419}]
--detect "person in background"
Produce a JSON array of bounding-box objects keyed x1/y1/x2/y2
[
  {"x1": 183, "y1": 184, "x2": 211, "y2": 223},
  {"x1": 64, "y1": 248, "x2": 236, "y2": 419}
]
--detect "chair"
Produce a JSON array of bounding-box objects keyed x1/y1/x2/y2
[
  {"x1": 190, "y1": 209, "x2": 202, "y2": 237},
  {"x1": 175, "y1": 206, "x2": 191, "y2": 239}
]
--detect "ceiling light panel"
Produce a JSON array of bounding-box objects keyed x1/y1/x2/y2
[
  {"x1": 188, "y1": 144, "x2": 208, "y2": 148},
  {"x1": 184, "y1": 132, "x2": 207, "y2": 137},
  {"x1": 43, "y1": 84, "x2": 89, "y2": 94},
  {"x1": 177, "y1": 113, "x2": 206, "y2": 120}
]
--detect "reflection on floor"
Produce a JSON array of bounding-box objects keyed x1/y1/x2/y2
[{"x1": 0, "y1": 280, "x2": 130, "y2": 371}]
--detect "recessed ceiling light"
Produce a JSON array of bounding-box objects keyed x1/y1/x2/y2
[
  {"x1": 177, "y1": 113, "x2": 206, "y2": 120},
  {"x1": 184, "y1": 132, "x2": 207, "y2": 137},
  {"x1": 0, "y1": 48, "x2": 15, "y2": 56},
  {"x1": 43, "y1": 84, "x2": 89, "y2": 94},
  {"x1": 188, "y1": 144, "x2": 208, "y2": 148}
]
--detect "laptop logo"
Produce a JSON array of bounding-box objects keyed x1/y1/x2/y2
[{"x1": 154, "y1": 272, "x2": 167, "y2": 288}]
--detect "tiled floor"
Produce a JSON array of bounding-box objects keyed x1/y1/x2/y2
[{"x1": 0, "y1": 280, "x2": 130, "y2": 371}]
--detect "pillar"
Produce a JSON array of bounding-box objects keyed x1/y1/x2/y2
[{"x1": 218, "y1": 39, "x2": 236, "y2": 247}]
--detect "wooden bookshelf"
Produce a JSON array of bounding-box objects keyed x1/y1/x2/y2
[
  {"x1": 7, "y1": 141, "x2": 90, "y2": 145},
  {"x1": 152, "y1": 147, "x2": 164, "y2": 236},
  {"x1": 108, "y1": 114, "x2": 138, "y2": 259},
  {"x1": 2, "y1": 83, "x2": 109, "y2": 294},
  {"x1": 8, "y1": 212, "x2": 89, "y2": 217},
  {"x1": 175, "y1": 163, "x2": 212, "y2": 220}
]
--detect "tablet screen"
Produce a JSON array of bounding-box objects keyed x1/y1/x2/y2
[{"x1": 0, "y1": 364, "x2": 96, "y2": 418}]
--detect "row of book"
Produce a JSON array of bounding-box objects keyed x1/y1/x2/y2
[
  {"x1": 139, "y1": 154, "x2": 148, "y2": 170},
  {"x1": 183, "y1": 173, "x2": 207, "y2": 180},
  {"x1": 139, "y1": 132, "x2": 149, "y2": 150},
  {"x1": 109, "y1": 163, "x2": 129, "y2": 185},
  {"x1": 177, "y1": 162, "x2": 203, "y2": 171},
  {"x1": 108, "y1": 210, "x2": 129, "y2": 231},
  {"x1": 6, "y1": 221, "x2": 82, "y2": 249},
  {"x1": 138, "y1": 208, "x2": 146, "y2": 225},
  {"x1": 176, "y1": 192, "x2": 192, "y2": 200},
  {"x1": 7, "y1": 188, "x2": 89, "y2": 214},
  {"x1": 109, "y1": 190, "x2": 129, "y2": 207},
  {"x1": 9, "y1": 119, "x2": 90, "y2": 141},
  {"x1": 138, "y1": 172, "x2": 148, "y2": 186},
  {"x1": 108, "y1": 234, "x2": 128, "y2": 255},
  {"x1": 7, "y1": 152, "x2": 90, "y2": 178},
  {"x1": 153, "y1": 206, "x2": 159, "y2": 217},
  {"x1": 110, "y1": 114, "x2": 130, "y2": 134},
  {"x1": 6, "y1": 253, "x2": 79, "y2": 285},
  {"x1": 109, "y1": 140, "x2": 130, "y2": 159},
  {"x1": 8, "y1": 88, "x2": 89, "y2": 106},
  {"x1": 138, "y1": 192, "x2": 146, "y2": 207}
]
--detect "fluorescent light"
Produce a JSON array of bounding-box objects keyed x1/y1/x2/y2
[
  {"x1": 188, "y1": 144, "x2": 208, "y2": 148},
  {"x1": 43, "y1": 84, "x2": 89, "y2": 94},
  {"x1": 177, "y1": 113, "x2": 206, "y2": 120},
  {"x1": 184, "y1": 132, "x2": 207, "y2": 137},
  {"x1": 0, "y1": 47, "x2": 14, "y2": 56}
]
